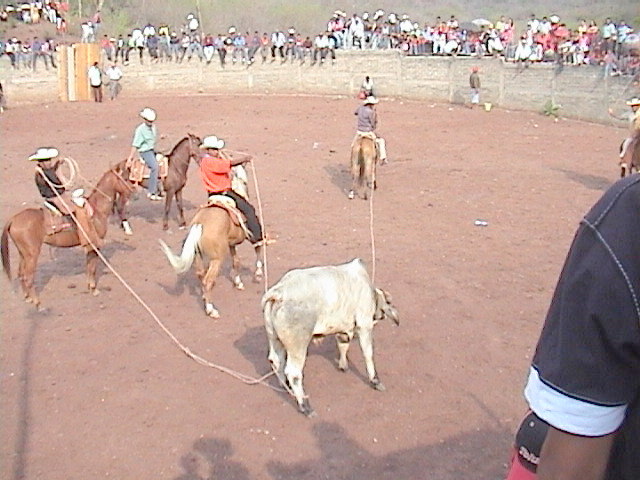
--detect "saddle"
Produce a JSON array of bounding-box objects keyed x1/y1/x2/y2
[
  {"x1": 126, "y1": 153, "x2": 169, "y2": 183},
  {"x1": 202, "y1": 195, "x2": 252, "y2": 240},
  {"x1": 42, "y1": 201, "x2": 94, "y2": 231},
  {"x1": 42, "y1": 201, "x2": 100, "y2": 247},
  {"x1": 43, "y1": 207, "x2": 74, "y2": 236}
]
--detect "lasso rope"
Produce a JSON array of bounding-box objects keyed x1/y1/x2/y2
[
  {"x1": 226, "y1": 148, "x2": 270, "y2": 293},
  {"x1": 36, "y1": 169, "x2": 284, "y2": 392},
  {"x1": 40, "y1": 157, "x2": 78, "y2": 189},
  {"x1": 369, "y1": 168, "x2": 376, "y2": 283}
]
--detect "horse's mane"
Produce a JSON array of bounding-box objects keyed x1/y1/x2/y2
[{"x1": 167, "y1": 136, "x2": 191, "y2": 157}]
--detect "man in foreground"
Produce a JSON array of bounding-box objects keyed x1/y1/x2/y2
[{"x1": 506, "y1": 175, "x2": 639, "y2": 480}]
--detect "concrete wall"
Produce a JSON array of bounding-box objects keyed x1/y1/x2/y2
[{"x1": 2, "y1": 50, "x2": 637, "y2": 124}]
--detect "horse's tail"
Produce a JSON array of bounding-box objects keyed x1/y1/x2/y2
[
  {"x1": 1, "y1": 219, "x2": 12, "y2": 280},
  {"x1": 351, "y1": 138, "x2": 365, "y2": 188},
  {"x1": 158, "y1": 224, "x2": 202, "y2": 274}
]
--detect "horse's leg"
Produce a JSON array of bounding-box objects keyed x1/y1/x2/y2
[
  {"x1": 202, "y1": 258, "x2": 223, "y2": 318},
  {"x1": 162, "y1": 190, "x2": 174, "y2": 231},
  {"x1": 175, "y1": 189, "x2": 187, "y2": 229},
  {"x1": 18, "y1": 242, "x2": 43, "y2": 309},
  {"x1": 349, "y1": 144, "x2": 360, "y2": 199},
  {"x1": 253, "y1": 243, "x2": 264, "y2": 281},
  {"x1": 229, "y1": 245, "x2": 244, "y2": 290},
  {"x1": 85, "y1": 247, "x2": 101, "y2": 295},
  {"x1": 114, "y1": 192, "x2": 133, "y2": 235}
]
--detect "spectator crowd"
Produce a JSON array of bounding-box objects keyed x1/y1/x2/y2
[{"x1": 1, "y1": 4, "x2": 638, "y2": 78}]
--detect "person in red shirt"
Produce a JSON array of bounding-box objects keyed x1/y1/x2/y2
[{"x1": 199, "y1": 135, "x2": 263, "y2": 245}]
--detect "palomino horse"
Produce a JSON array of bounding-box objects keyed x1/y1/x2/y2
[
  {"x1": 124, "y1": 133, "x2": 201, "y2": 231},
  {"x1": 348, "y1": 134, "x2": 378, "y2": 200},
  {"x1": 1, "y1": 163, "x2": 134, "y2": 309},
  {"x1": 159, "y1": 204, "x2": 264, "y2": 318},
  {"x1": 620, "y1": 134, "x2": 640, "y2": 177}
]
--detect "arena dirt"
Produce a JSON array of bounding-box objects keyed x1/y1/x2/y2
[{"x1": 0, "y1": 94, "x2": 625, "y2": 479}]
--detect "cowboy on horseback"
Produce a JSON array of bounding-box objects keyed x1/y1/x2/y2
[
  {"x1": 127, "y1": 107, "x2": 162, "y2": 200},
  {"x1": 30, "y1": 147, "x2": 101, "y2": 248},
  {"x1": 198, "y1": 135, "x2": 264, "y2": 245},
  {"x1": 609, "y1": 96, "x2": 640, "y2": 177},
  {"x1": 354, "y1": 95, "x2": 387, "y2": 165}
]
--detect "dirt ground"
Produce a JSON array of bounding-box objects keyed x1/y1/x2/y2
[{"x1": 0, "y1": 93, "x2": 625, "y2": 480}]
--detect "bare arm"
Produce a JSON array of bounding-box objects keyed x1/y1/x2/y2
[
  {"x1": 221, "y1": 150, "x2": 252, "y2": 166},
  {"x1": 127, "y1": 145, "x2": 137, "y2": 161},
  {"x1": 537, "y1": 426, "x2": 615, "y2": 480}
]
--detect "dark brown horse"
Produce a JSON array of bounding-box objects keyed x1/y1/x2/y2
[
  {"x1": 125, "y1": 134, "x2": 201, "y2": 231},
  {"x1": 159, "y1": 204, "x2": 264, "y2": 318},
  {"x1": 620, "y1": 134, "x2": 640, "y2": 177},
  {"x1": 348, "y1": 135, "x2": 378, "y2": 200},
  {"x1": 1, "y1": 163, "x2": 134, "y2": 309}
]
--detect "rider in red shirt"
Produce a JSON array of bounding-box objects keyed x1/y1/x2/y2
[{"x1": 199, "y1": 135, "x2": 263, "y2": 245}]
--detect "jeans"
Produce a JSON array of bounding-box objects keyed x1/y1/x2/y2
[
  {"x1": 221, "y1": 190, "x2": 263, "y2": 243},
  {"x1": 140, "y1": 149, "x2": 158, "y2": 195}
]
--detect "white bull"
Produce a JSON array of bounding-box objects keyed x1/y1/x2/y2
[{"x1": 262, "y1": 258, "x2": 399, "y2": 416}]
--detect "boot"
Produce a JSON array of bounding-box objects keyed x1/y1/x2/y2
[{"x1": 74, "y1": 206, "x2": 102, "y2": 249}]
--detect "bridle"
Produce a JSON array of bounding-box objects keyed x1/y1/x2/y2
[{"x1": 187, "y1": 134, "x2": 202, "y2": 165}]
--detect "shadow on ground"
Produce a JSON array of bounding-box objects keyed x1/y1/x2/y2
[
  {"x1": 554, "y1": 168, "x2": 613, "y2": 191},
  {"x1": 174, "y1": 421, "x2": 510, "y2": 480}
]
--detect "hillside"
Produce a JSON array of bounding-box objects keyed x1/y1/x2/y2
[{"x1": 1, "y1": 0, "x2": 638, "y2": 39}]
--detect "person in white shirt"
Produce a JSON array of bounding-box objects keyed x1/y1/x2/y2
[
  {"x1": 87, "y1": 62, "x2": 103, "y2": 102},
  {"x1": 105, "y1": 63, "x2": 123, "y2": 100}
]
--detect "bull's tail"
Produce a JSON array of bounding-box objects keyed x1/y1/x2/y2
[
  {"x1": 158, "y1": 224, "x2": 202, "y2": 274},
  {"x1": 1, "y1": 219, "x2": 12, "y2": 280},
  {"x1": 262, "y1": 287, "x2": 286, "y2": 332},
  {"x1": 261, "y1": 287, "x2": 282, "y2": 316}
]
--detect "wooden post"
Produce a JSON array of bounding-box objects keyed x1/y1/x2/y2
[
  {"x1": 57, "y1": 43, "x2": 99, "y2": 102},
  {"x1": 57, "y1": 46, "x2": 69, "y2": 101}
]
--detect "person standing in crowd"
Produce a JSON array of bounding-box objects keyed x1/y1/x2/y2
[
  {"x1": 127, "y1": 108, "x2": 162, "y2": 201},
  {"x1": 87, "y1": 61, "x2": 103, "y2": 102},
  {"x1": 469, "y1": 66, "x2": 481, "y2": 108},
  {"x1": 198, "y1": 135, "x2": 264, "y2": 245},
  {"x1": 505, "y1": 174, "x2": 640, "y2": 480},
  {"x1": 105, "y1": 63, "x2": 123, "y2": 100}
]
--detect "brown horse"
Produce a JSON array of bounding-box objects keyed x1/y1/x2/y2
[
  {"x1": 1, "y1": 163, "x2": 134, "y2": 309},
  {"x1": 124, "y1": 133, "x2": 201, "y2": 231},
  {"x1": 348, "y1": 135, "x2": 378, "y2": 200},
  {"x1": 620, "y1": 134, "x2": 640, "y2": 177},
  {"x1": 159, "y1": 205, "x2": 264, "y2": 318}
]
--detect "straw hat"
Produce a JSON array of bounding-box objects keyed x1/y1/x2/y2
[
  {"x1": 140, "y1": 107, "x2": 156, "y2": 122},
  {"x1": 29, "y1": 147, "x2": 59, "y2": 161},
  {"x1": 363, "y1": 96, "x2": 379, "y2": 105},
  {"x1": 200, "y1": 135, "x2": 225, "y2": 150},
  {"x1": 626, "y1": 97, "x2": 640, "y2": 106}
]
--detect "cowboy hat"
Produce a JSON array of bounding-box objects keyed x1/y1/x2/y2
[
  {"x1": 363, "y1": 96, "x2": 379, "y2": 105},
  {"x1": 140, "y1": 107, "x2": 156, "y2": 122},
  {"x1": 626, "y1": 97, "x2": 640, "y2": 106},
  {"x1": 200, "y1": 135, "x2": 225, "y2": 150},
  {"x1": 29, "y1": 147, "x2": 59, "y2": 161}
]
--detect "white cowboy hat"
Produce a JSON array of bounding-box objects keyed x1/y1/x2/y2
[
  {"x1": 228, "y1": 26, "x2": 236, "y2": 34},
  {"x1": 549, "y1": 15, "x2": 560, "y2": 23},
  {"x1": 200, "y1": 135, "x2": 225, "y2": 150},
  {"x1": 29, "y1": 147, "x2": 59, "y2": 161},
  {"x1": 140, "y1": 107, "x2": 156, "y2": 122},
  {"x1": 626, "y1": 97, "x2": 640, "y2": 106},
  {"x1": 363, "y1": 96, "x2": 379, "y2": 105}
]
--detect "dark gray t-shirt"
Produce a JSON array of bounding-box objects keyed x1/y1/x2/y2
[{"x1": 355, "y1": 105, "x2": 377, "y2": 132}]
